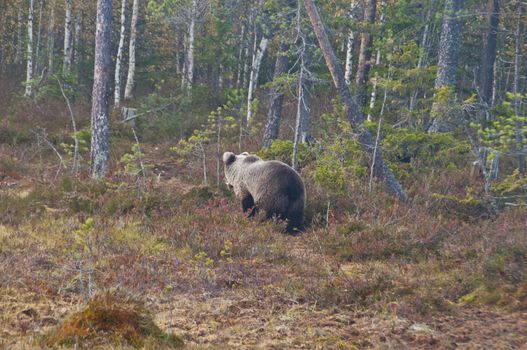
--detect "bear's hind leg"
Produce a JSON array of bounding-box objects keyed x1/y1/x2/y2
[{"x1": 241, "y1": 193, "x2": 256, "y2": 217}]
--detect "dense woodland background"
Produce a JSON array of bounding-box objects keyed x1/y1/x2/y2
[{"x1": 1, "y1": 0, "x2": 527, "y2": 348}]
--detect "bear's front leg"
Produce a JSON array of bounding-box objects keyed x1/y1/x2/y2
[{"x1": 241, "y1": 193, "x2": 256, "y2": 217}]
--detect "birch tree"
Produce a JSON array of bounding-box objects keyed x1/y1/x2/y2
[
  {"x1": 124, "y1": 0, "x2": 138, "y2": 100},
  {"x1": 344, "y1": 0, "x2": 360, "y2": 85},
  {"x1": 63, "y1": 0, "x2": 73, "y2": 75},
  {"x1": 184, "y1": 0, "x2": 197, "y2": 91},
  {"x1": 46, "y1": 0, "x2": 55, "y2": 76},
  {"x1": 303, "y1": 0, "x2": 406, "y2": 201},
  {"x1": 114, "y1": 0, "x2": 127, "y2": 108},
  {"x1": 90, "y1": 0, "x2": 113, "y2": 179},
  {"x1": 25, "y1": 0, "x2": 34, "y2": 97},
  {"x1": 354, "y1": 0, "x2": 376, "y2": 108},
  {"x1": 246, "y1": 36, "x2": 268, "y2": 124}
]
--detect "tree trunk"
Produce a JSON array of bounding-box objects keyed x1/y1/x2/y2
[
  {"x1": 184, "y1": 0, "x2": 197, "y2": 92},
  {"x1": 303, "y1": 0, "x2": 406, "y2": 201},
  {"x1": 428, "y1": 0, "x2": 464, "y2": 133},
  {"x1": 409, "y1": 2, "x2": 433, "y2": 113},
  {"x1": 25, "y1": 0, "x2": 34, "y2": 97},
  {"x1": 124, "y1": 0, "x2": 138, "y2": 100},
  {"x1": 367, "y1": 0, "x2": 385, "y2": 121},
  {"x1": 262, "y1": 42, "x2": 289, "y2": 148},
  {"x1": 246, "y1": 36, "x2": 269, "y2": 124},
  {"x1": 34, "y1": 0, "x2": 43, "y2": 74},
  {"x1": 236, "y1": 24, "x2": 245, "y2": 89},
  {"x1": 513, "y1": 3, "x2": 524, "y2": 174},
  {"x1": 354, "y1": 0, "x2": 376, "y2": 108},
  {"x1": 15, "y1": 8, "x2": 22, "y2": 64},
  {"x1": 46, "y1": 0, "x2": 55, "y2": 77},
  {"x1": 63, "y1": 0, "x2": 73, "y2": 76},
  {"x1": 479, "y1": 0, "x2": 500, "y2": 111},
  {"x1": 73, "y1": 10, "x2": 82, "y2": 79},
  {"x1": 344, "y1": 0, "x2": 360, "y2": 85},
  {"x1": 90, "y1": 0, "x2": 112, "y2": 179},
  {"x1": 114, "y1": 0, "x2": 127, "y2": 108}
]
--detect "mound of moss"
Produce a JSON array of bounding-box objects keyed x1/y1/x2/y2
[{"x1": 42, "y1": 291, "x2": 183, "y2": 349}]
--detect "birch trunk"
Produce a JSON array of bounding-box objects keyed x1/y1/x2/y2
[
  {"x1": 90, "y1": 0, "x2": 112, "y2": 179},
  {"x1": 428, "y1": 0, "x2": 464, "y2": 133},
  {"x1": 63, "y1": 0, "x2": 72, "y2": 76},
  {"x1": 262, "y1": 42, "x2": 289, "y2": 148},
  {"x1": 235, "y1": 24, "x2": 245, "y2": 89},
  {"x1": 46, "y1": 0, "x2": 55, "y2": 76},
  {"x1": 34, "y1": 0, "x2": 43, "y2": 74},
  {"x1": 354, "y1": 0, "x2": 376, "y2": 108},
  {"x1": 366, "y1": 0, "x2": 385, "y2": 121},
  {"x1": 184, "y1": 0, "x2": 197, "y2": 92},
  {"x1": 344, "y1": 0, "x2": 359, "y2": 85},
  {"x1": 114, "y1": 0, "x2": 127, "y2": 108},
  {"x1": 246, "y1": 36, "x2": 268, "y2": 124},
  {"x1": 304, "y1": 0, "x2": 406, "y2": 201},
  {"x1": 124, "y1": 0, "x2": 138, "y2": 100},
  {"x1": 25, "y1": 0, "x2": 34, "y2": 97},
  {"x1": 73, "y1": 11, "x2": 82, "y2": 79}
]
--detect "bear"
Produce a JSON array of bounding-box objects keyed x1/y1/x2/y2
[{"x1": 222, "y1": 151, "x2": 305, "y2": 233}]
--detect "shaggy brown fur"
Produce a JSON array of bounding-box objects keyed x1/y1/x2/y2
[{"x1": 223, "y1": 151, "x2": 305, "y2": 233}]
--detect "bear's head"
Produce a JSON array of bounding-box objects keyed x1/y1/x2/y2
[{"x1": 222, "y1": 152, "x2": 260, "y2": 191}]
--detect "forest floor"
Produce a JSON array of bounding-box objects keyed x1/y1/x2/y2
[{"x1": 1, "y1": 144, "x2": 527, "y2": 349}]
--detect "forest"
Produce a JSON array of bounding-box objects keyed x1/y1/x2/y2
[{"x1": 0, "y1": 0, "x2": 526, "y2": 348}]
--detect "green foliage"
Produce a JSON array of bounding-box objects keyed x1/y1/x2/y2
[
  {"x1": 257, "y1": 139, "x2": 311, "y2": 168},
  {"x1": 381, "y1": 128, "x2": 470, "y2": 176},
  {"x1": 119, "y1": 143, "x2": 149, "y2": 177},
  {"x1": 491, "y1": 169, "x2": 527, "y2": 197}
]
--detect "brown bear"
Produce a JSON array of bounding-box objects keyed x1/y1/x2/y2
[{"x1": 222, "y1": 151, "x2": 305, "y2": 233}]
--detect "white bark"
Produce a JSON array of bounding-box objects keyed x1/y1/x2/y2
[
  {"x1": 63, "y1": 0, "x2": 73, "y2": 75},
  {"x1": 124, "y1": 0, "x2": 139, "y2": 100},
  {"x1": 246, "y1": 36, "x2": 269, "y2": 124},
  {"x1": 25, "y1": 0, "x2": 34, "y2": 97},
  {"x1": 366, "y1": 0, "x2": 385, "y2": 121},
  {"x1": 184, "y1": 0, "x2": 197, "y2": 92},
  {"x1": 46, "y1": 0, "x2": 55, "y2": 76},
  {"x1": 344, "y1": 0, "x2": 359, "y2": 85},
  {"x1": 114, "y1": 0, "x2": 127, "y2": 108},
  {"x1": 73, "y1": 11, "x2": 82, "y2": 77},
  {"x1": 35, "y1": 0, "x2": 43, "y2": 73}
]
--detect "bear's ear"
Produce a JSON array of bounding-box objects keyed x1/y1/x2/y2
[{"x1": 223, "y1": 152, "x2": 236, "y2": 165}]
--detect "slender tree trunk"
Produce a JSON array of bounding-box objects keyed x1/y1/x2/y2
[
  {"x1": 354, "y1": 0, "x2": 376, "y2": 108},
  {"x1": 428, "y1": 0, "x2": 464, "y2": 133},
  {"x1": 63, "y1": 0, "x2": 72, "y2": 76},
  {"x1": 124, "y1": 0, "x2": 138, "y2": 100},
  {"x1": 34, "y1": 0, "x2": 43, "y2": 74},
  {"x1": 46, "y1": 0, "x2": 55, "y2": 76},
  {"x1": 236, "y1": 24, "x2": 245, "y2": 89},
  {"x1": 246, "y1": 36, "x2": 269, "y2": 124},
  {"x1": 262, "y1": 42, "x2": 289, "y2": 147},
  {"x1": 367, "y1": 0, "x2": 385, "y2": 121},
  {"x1": 304, "y1": 0, "x2": 406, "y2": 201},
  {"x1": 25, "y1": 0, "x2": 34, "y2": 97},
  {"x1": 90, "y1": 0, "x2": 113, "y2": 179},
  {"x1": 15, "y1": 9, "x2": 22, "y2": 64},
  {"x1": 344, "y1": 0, "x2": 360, "y2": 85},
  {"x1": 184, "y1": 0, "x2": 196, "y2": 92},
  {"x1": 513, "y1": 3, "x2": 524, "y2": 174},
  {"x1": 479, "y1": 0, "x2": 500, "y2": 116},
  {"x1": 114, "y1": 0, "x2": 127, "y2": 108},
  {"x1": 409, "y1": 3, "x2": 433, "y2": 113},
  {"x1": 292, "y1": 54, "x2": 305, "y2": 170},
  {"x1": 73, "y1": 11, "x2": 82, "y2": 79}
]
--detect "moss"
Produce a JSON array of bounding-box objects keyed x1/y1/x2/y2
[{"x1": 42, "y1": 290, "x2": 183, "y2": 349}]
